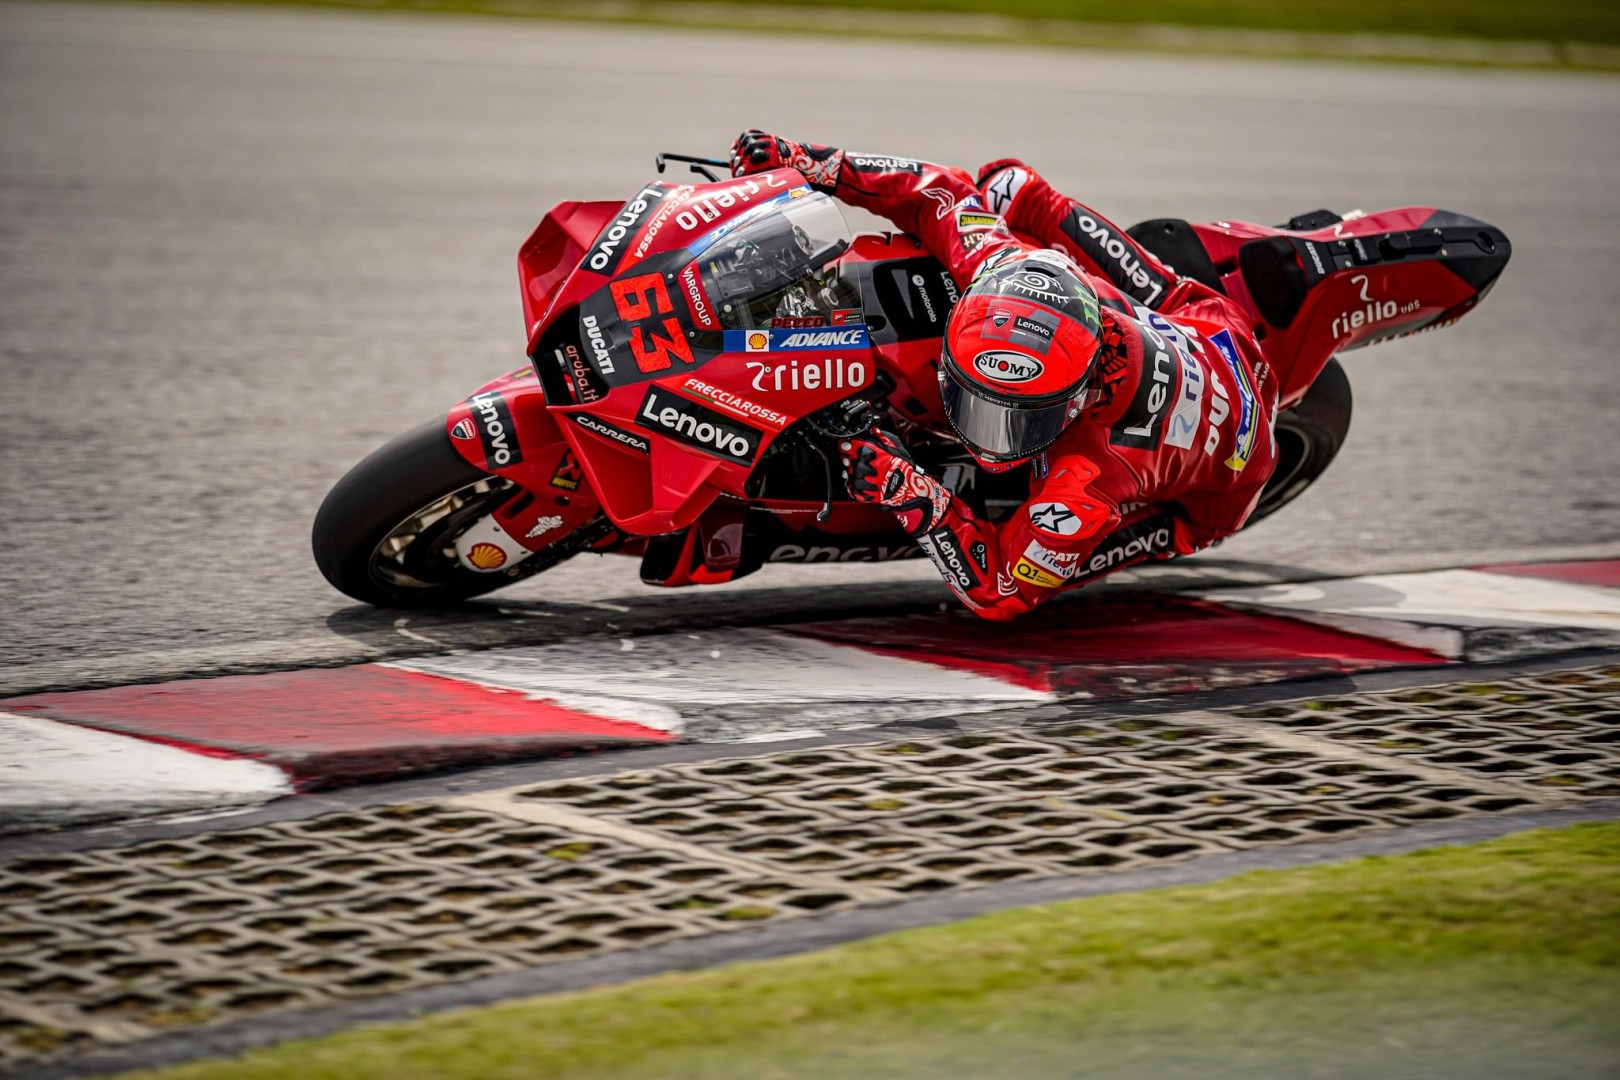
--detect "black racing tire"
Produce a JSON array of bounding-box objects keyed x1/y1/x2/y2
[
  {"x1": 312, "y1": 418, "x2": 581, "y2": 607},
  {"x1": 1243, "y1": 357, "x2": 1353, "y2": 529}
]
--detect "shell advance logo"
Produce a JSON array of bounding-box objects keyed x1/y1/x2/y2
[{"x1": 724, "y1": 326, "x2": 870, "y2": 352}]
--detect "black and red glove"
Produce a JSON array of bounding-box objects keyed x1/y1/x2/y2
[
  {"x1": 730, "y1": 129, "x2": 845, "y2": 193},
  {"x1": 840, "y1": 427, "x2": 952, "y2": 538}
]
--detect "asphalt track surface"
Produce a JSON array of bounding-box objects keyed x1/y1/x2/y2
[{"x1": 2, "y1": 1, "x2": 1620, "y2": 686}]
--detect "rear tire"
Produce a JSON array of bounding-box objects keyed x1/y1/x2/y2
[
  {"x1": 312, "y1": 419, "x2": 568, "y2": 607},
  {"x1": 1244, "y1": 357, "x2": 1352, "y2": 528}
]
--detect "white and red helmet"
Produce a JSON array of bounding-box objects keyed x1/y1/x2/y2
[{"x1": 939, "y1": 249, "x2": 1104, "y2": 464}]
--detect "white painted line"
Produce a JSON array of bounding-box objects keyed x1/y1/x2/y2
[
  {"x1": 0, "y1": 712, "x2": 292, "y2": 832},
  {"x1": 392, "y1": 628, "x2": 1050, "y2": 737},
  {"x1": 1203, "y1": 568, "x2": 1620, "y2": 659}
]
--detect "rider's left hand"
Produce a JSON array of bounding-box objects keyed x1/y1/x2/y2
[
  {"x1": 729, "y1": 129, "x2": 844, "y2": 193},
  {"x1": 840, "y1": 427, "x2": 951, "y2": 537}
]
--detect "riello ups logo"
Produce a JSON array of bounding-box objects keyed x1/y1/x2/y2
[{"x1": 635, "y1": 385, "x2": 762, "y2": 465}]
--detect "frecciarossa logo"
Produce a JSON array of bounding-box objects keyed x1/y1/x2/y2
[{"x1": 635, "y1": 385, "x2": 761, "y2": 465}]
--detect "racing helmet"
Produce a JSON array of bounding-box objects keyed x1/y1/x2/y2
[{"x1": 939, "y1": 248, "x2": 1104, "y2": 465}]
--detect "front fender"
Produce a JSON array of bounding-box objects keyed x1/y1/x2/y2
[{"x1": 448, "y1": 368, "x2": 597, "y2": 509}]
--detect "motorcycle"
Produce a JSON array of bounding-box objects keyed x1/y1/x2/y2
[{"x1": 312, "y1": 152, "x2": 1511, "y2": 607}]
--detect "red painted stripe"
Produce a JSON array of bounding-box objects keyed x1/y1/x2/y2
[
  {"x1": 1472, "y1": 559, "x2": 1620, "y2": 589},
  {"x1": 790, "y1": 596, "x2": 1446, "y2": 698},
  {"x1": 2, "y1": 665, "x2": 671, "y2": 788}
]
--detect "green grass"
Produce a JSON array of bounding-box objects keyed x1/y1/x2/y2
[
  {"x1": 91, "y1": 0, "x2": 1620, "y2": 48},
  {"x1": 121, "y1": 823, "x2": 1620, "y2": 1080}
]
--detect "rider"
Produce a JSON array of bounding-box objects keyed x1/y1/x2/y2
[{"x1": 729, "y1": 130, "x2": 1280, "y2": 621}]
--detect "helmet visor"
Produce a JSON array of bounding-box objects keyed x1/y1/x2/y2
[{"x1": 940, "y1": 367, "x2": 1074, "y2": 462}]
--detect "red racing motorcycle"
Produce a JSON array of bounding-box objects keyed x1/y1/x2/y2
[{"x1": 312, "y1": 153, "x2": 1510, "y2": 606}]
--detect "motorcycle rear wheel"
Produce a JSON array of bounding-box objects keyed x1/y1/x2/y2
[
  {"x1": 1244, "y1": 357, "x2": 1353, "y2": 528},
  {"x1": 312, "y1": 419, "x2": 585, "y2": 607}
]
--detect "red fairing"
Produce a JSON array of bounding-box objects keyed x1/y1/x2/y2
[{"x1": 445, "y1": 368, "x2": 604, "y2": 553}]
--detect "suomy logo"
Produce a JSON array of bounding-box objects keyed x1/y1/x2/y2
[{"x1": 973, "y1": 350, "x2": 1043, "y2": 383}]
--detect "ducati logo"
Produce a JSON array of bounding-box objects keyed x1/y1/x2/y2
[{"x1": 451, "y1": 419, "x2": 475, "y2": 441}]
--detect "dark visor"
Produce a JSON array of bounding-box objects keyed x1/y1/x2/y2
[{"x1": 939, "y1": 369, "x2": 1075, "y2": 462}]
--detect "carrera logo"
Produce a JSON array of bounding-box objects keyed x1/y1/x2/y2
[
  {"x1": 572, "y1": 412, "x2": 650, "y2": 455},
  {"x1": 635, "y1": 385, "x2": 760, "y2": 465},
  {"x1": 465, "y1": 391, "x2": 522, "y2": 469},
  {"x1": 586, "y1": 185, "x2": 666, "y2": 276},
  {"x1": 973, "y1": 350, "x2": 1043, "y2": 384}
]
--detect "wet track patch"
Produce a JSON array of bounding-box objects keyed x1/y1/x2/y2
[{"x1": 1, "y1": 665, "x2": 1615, "y2": 1074}]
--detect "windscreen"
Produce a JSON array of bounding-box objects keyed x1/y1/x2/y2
[{"x1": 693, "y1": 193, "x2": 862, "y2": 330}]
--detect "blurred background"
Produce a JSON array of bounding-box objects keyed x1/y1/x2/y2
[{"x1": 3, "y1": 0, "x2": 1618, "y2": 684}]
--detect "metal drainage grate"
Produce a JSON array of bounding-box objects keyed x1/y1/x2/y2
[
  {"x1": 1230, "y1": 666, "x2": 1620, "y2": 797},
  {"x1": 513, "y1": 718, "x2": 1538, "y2": 893},
  {"x1": 1, "y1": 665, "x2": 1614, "y2": 1073},
  {"x1": 0, "y1": 805, "x2": 862, "y2": 1073}
]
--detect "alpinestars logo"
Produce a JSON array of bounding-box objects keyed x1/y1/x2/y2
[
  {"x1": 1029, "y1": 501, "x2": 1083, "y2": 536},
  {"x1": 983, "y1": 167, "x2": 1027, "y2": 215},
  {"x1": 465, "y1": 391, "x2": 523, "y2": 469},
  {"x1": 635, "y1": 386, "x2": 761, "y2": 465}
]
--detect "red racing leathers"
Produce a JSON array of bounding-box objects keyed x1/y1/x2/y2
[{"x1": 742, "y1": 143, "x2": 1280, "y2": 620}]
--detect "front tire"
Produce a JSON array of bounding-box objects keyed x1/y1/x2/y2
[
  {"x1": 1244, "y1": 357, "x2": 1353, "y2": 528},
  {"x1": 312, "y1": 419, "x2": 579, "y2": 607}
]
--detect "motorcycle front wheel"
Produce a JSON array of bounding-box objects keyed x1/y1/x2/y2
[{"x1": 311, "y1": 418, "x2": 598, "y2": 607}]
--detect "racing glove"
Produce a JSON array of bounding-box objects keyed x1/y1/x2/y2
[
  {"x1": 839, "y1": 427, "x2": 952, "y2": 538},
  {"x1": 729, "y1": 129, "x2": 845, "y2": 193}
]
